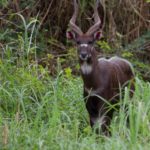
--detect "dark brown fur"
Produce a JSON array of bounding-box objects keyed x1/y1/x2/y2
[
  {"x1": 82, "y1": 54, "x2": 134, "y2": 134},
  {"x1": 66, "y1": 0, "x2": 134, "y2": 135}
]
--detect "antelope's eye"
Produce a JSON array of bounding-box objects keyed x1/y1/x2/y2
[
  {"x1": 76, "y1": 41, "x2": 81, "y2": 45},
  {"x1": 88, "y1": 41, "x2": 93, "y2": 44}
]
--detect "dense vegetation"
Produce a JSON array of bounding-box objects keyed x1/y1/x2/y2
[
  {"x1": 0, "y1": 53, "x2": 150, "y2": 149},
  {"x1": 0, "y1": 0, "x2": 150, "y2": 149}
]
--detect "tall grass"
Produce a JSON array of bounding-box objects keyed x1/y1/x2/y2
[{"x1": 0, "y1": 48, "x2": 150, "y2": 149}]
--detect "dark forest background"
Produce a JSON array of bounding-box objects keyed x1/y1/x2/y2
[{"x1": 0, "y1": 0, "x2": 150, "y2": 79}]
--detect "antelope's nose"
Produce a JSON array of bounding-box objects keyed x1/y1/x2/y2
[
  {"x1": 80, "y1": 53, "x2": 88, "y2": 60},
  {"x1": 81, "y1": 53, "x2": 87, "y2": 58}
]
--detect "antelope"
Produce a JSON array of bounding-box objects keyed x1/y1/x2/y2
[{"x1": 66, "y1": 0, "x2": 134, "y2": 135}]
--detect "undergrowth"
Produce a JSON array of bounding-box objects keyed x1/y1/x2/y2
[{"x1": 0, "y1": 54, "x2": 150, "y2": 149}]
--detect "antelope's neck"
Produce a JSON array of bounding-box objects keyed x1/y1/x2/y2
[{"x1": 80, "y1": 58, "x2": 99, "y2": 90}]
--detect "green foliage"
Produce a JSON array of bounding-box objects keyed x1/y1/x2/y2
[
  {"x1": 126, "y1": 31, "x2": 150, "y2": 51},
  {"x1": 64, "y1": 67, "x2": 72, "y2": 79},
  {"x1": 16, "y1": 14, "x2": 39, "y2": 57},
  {"x1": 121, "y1": 51, "x2": 133, "y2": 58},
  {"x1": 0, "y1": 55, "x2": 150, "y2": 149},
  {"x1": 97, "y1": 40, "x2": 114, "y2": 53},
  {"x1": 0, "y1": 0, "x2": 8, "y2": 8},
  {"x1": 124, "y1": 31, "x2": 150, "y2": 80},
  {"x1": 145, "y1": 0, "x2": 150, "y2": 3}
]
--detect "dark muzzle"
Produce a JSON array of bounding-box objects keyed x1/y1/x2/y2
[{"x1": 79, "y1": 52, "x2": 91, "y2": 61}]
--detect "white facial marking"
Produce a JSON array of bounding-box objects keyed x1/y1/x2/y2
[
  {"x1": 80, "y1": 44, "x2": 88, "y2": 47},
  {"x1": 81, "y1": 62, "x2": 92, "y2": 75}
]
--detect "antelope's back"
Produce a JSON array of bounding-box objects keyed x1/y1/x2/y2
[{"x1": 109, "y1": 56, "x2": 134, "y2": 78}]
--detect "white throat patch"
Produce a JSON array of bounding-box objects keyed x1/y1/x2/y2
[
  {"x1": 80, "y1": 44, "x2": 88, "y2": 47},
  {"x1": 81, "y1": 62, "x2": 92, "y2": 75}
]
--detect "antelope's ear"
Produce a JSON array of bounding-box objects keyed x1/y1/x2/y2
[
  {"x1": 66, "y1": 30, "x2": 76, "y2": 40},
  {"x1": 94, "y1": 30, "x2": 103, "y2": 40}
]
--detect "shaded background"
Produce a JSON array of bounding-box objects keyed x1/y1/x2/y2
[{"x1": 0, "y1": 0, "x2": 150, "y2": 79}]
